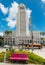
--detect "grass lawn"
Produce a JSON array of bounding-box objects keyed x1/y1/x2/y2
[
  {"x1": 14, "y1": 50, "x2": 45, "y2": 64},
  {"x1": 0, "y1": 49, "x2": 45, "y2": 64}
]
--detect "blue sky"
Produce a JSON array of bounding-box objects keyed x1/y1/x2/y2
[{"x1": 0, "y1": 0, "x2": 45, "y2": 36}]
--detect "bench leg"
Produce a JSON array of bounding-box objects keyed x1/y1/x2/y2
[{"x1": 10, "y1": 60, "x2": 27, "y2": 64}]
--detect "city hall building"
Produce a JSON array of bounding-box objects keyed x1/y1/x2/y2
[{"x1": 4, "y1": 4, "x2": 45, "y2": 46}]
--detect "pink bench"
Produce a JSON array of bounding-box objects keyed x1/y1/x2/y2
[{"x1": 9, "y1": 53, "x2": 28, "y2": 61}]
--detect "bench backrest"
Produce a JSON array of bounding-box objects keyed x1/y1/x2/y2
[{"x1": 11, "y1": 53, "x2": 28, "y2": 58}]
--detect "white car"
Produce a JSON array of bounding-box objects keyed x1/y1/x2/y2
[{"x1": 4, "y1": 45, "x2": 10, "y2": 48}]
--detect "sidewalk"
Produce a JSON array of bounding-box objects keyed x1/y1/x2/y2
[
  {"x1": 32, "y1": 47, "x2": 45, "y2": 59},
  {"x1": 0, "y1": 62, "x2": 42, "y2": 65}
]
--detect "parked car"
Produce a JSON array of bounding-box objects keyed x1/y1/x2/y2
[{"x1": 4, "y1": 45, "x2": 10, "y2": 48}]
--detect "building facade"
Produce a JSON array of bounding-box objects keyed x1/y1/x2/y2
[
  {"x1": 4, "y1": 31, "x2": 16, "y2": 46},
  {"x1": 40, "y1": 32, "x2": 45, "y2": 45},
  {"x1": 4, "y1": 31, "x2": 41, "y2": 46},
  {"x1": 4, "y1": 4, "x2": 43, "y2": 46},
  {"x1": 16, "y1": 4, "x2": 28, "y2": 37}
]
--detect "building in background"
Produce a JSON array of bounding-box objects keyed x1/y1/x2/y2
[
  {"x1": 40, "y1": 32, "x2": 45, "y2": 46},
  {"x1": 4, "y1": 31, "x2": 41, "y2": 46},
  {"x1": 4, "y1": 31, "x2": 16, "y2": 46},
  {"x1": 16, "y1": 4, "x2": 27, "y2": 36},
  {"x1": 4, "y1": 4, "x2": 44, "y2": 46}
]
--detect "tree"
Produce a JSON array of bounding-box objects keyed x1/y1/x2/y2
[
  {"x1": 5, "y1": 30, "x2": 12, "y2": 34},
  {"x1": 0, "y1": 36, "x2": 4, "y2": 46}
]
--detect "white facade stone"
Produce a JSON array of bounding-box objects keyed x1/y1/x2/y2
[{"x1": 16, "y1": 4, "x2": 27, "y2": 37}]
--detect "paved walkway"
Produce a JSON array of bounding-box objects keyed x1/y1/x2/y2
[
  {"x1": 0, "y1": 63, "x2": 42, "y2": 65},
  {"x1": 30, "y1": 47, "x2": 45, "y2": 59}
]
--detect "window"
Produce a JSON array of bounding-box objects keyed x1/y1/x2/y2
[
  {"x1": 13, "y1": 38, "x2": 15, "y2": 45},
  {"x1": 30, "y1": 40, "x2": 32, "y2": 43}
]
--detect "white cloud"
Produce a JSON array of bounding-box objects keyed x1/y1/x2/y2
[
  {"x1": 6, "y1": 2, "x2": 18, "y2": 28},
  {"x1": 0, "y1": 3, "x2": 8, "y2": 14},
  {"x1": 41, "y1": 0, "x2": 45, "y2": 3},
  {"x1": 6, "y1": 2, "x2": 32, "y2": 29},
  {"x1": 26, "y1": 9, "x2": 32, "y2": 35},
  {"x1": 0, "y1": 32, "x2": 3, "y2": 37},
  {"x1": 27, "y1": 9, "x2": 32, "y2": 19},
  {"x1": 8, "y1": 20, "x2": 16, "y2": 28}
]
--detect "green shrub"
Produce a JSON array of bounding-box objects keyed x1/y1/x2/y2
[
  {"x1": 6, "y1": 51, "x2": 11, "y2": 61},
  {"x1": 14, "y1": 49, "x2": 29, "y2": 54},
  {"x1": 0, "y1": 52, "x2": 4, "y2": 62},
  {"x1": 0, "y1": 58, "x2": 4, "y2": 62}
]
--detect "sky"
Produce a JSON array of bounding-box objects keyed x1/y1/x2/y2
[{"x1": 0, "y1": 0, "x2": 45, "y2": 36}]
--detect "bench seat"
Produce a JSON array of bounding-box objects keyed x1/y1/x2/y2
[{"x1": 10, "y1": 57, "x2": 28, "y2": 60}]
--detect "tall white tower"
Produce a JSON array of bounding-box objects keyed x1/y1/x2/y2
[{"x1": 16, "y1": 4, "x2": 27, "y2": 37}]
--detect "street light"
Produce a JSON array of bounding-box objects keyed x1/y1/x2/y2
[
  {"x1": 4, "y1": 49, "x2": 6, "y2": 62},
  {"x1": 30, "y1": 17, "x2": 33, "y2": 52}
]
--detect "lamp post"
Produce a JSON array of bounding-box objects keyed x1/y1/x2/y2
[
  {"x1": 4, "y1": 49, "x2": 6, "y2": 63},
  {"x1": 30, "y1": 17, "x2": 33, "y2": 52}
]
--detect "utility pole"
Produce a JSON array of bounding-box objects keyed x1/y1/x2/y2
[{"x1": 30, "y1": 17, "x2": 33, "y2": 52}]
